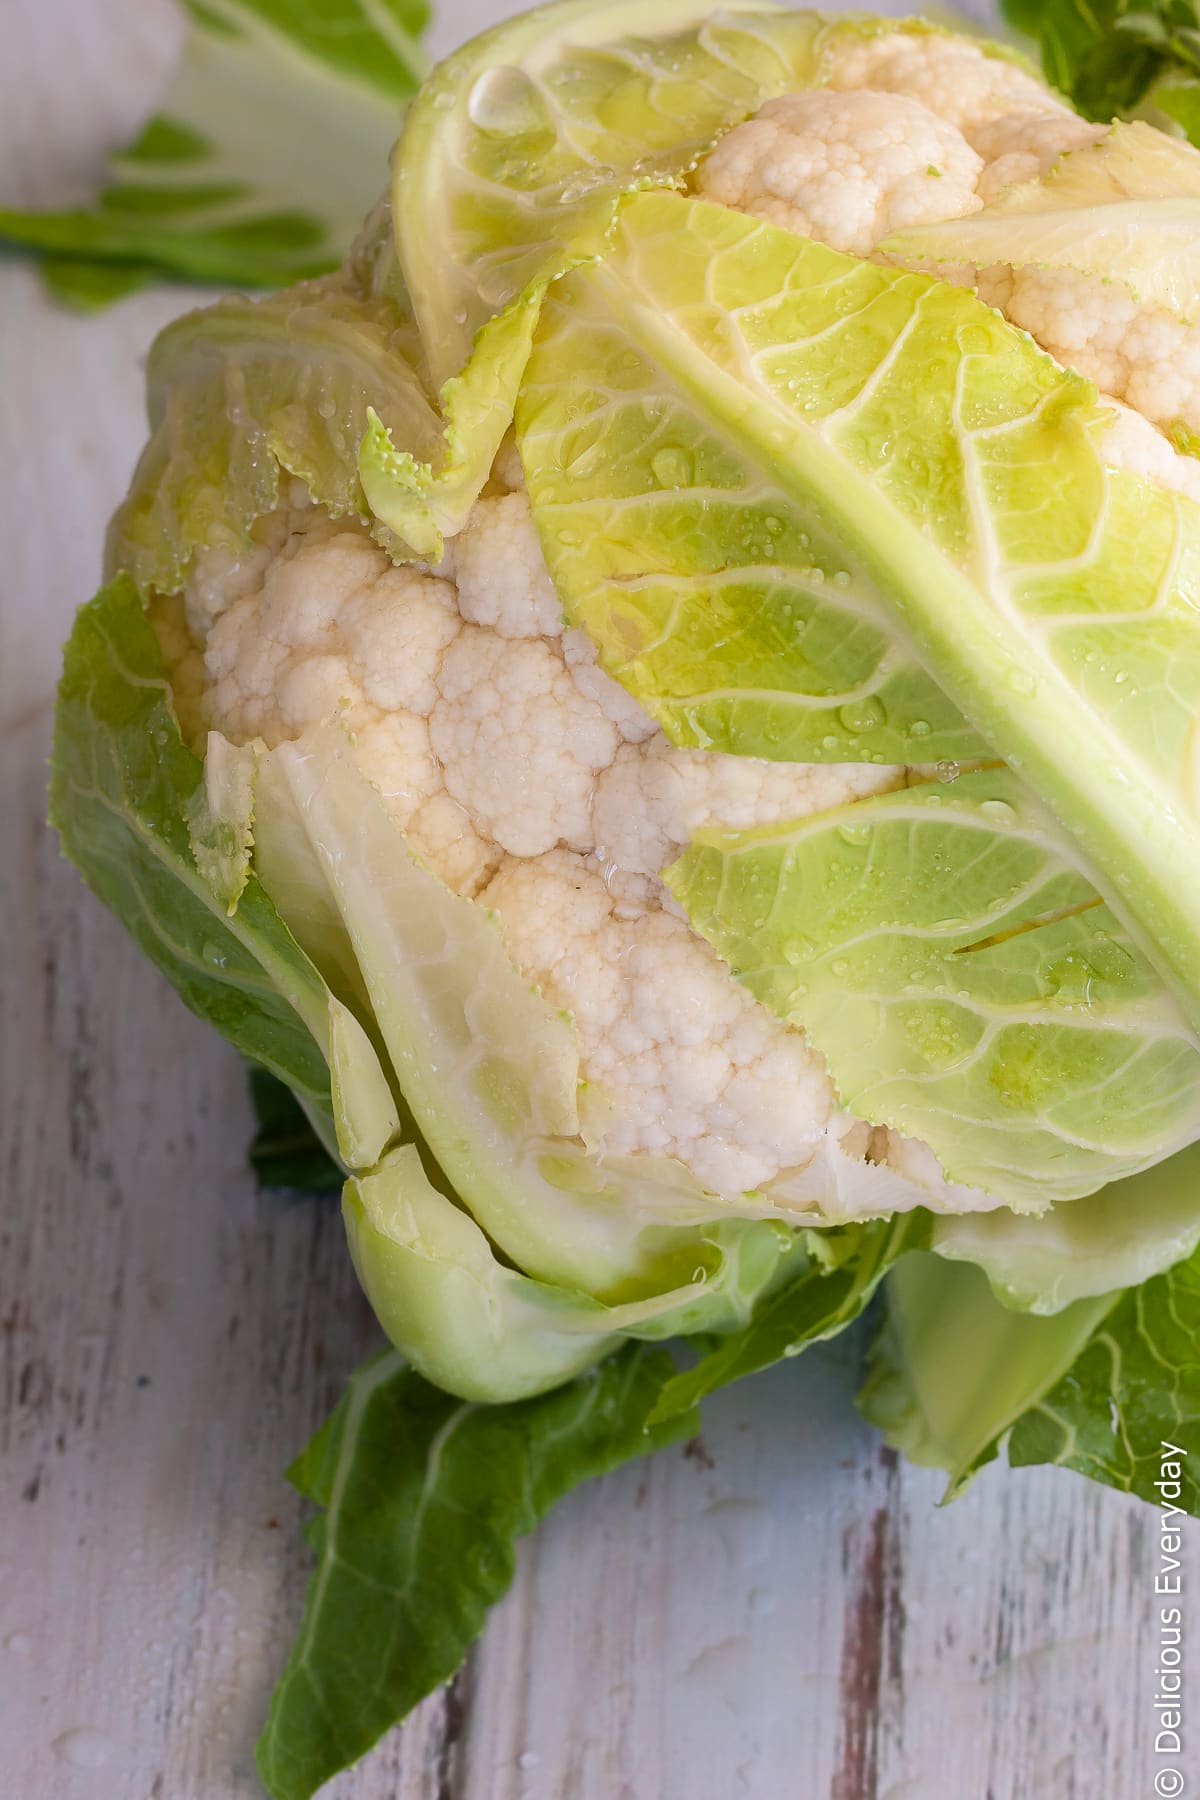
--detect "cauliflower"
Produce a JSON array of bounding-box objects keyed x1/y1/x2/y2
[
  {"x1": 483, "y1": 849, "x2": 836, "y2": 1193},
  {"x1": 593, "y1": 737, "x2": 903, "y2": 879},
  {"x1": 171, "y1": 473, "x2": 944, "y2": 1207},
  {"x1": 971, "y1": 108, "x2": 1106, "y2": 202},
  {"x1": 976, "y1": 262, "x2": 1200, "y2": 439},
  {"x1": 52, "y1": 9, "x2": 1200, "y2": 1661},
  {"x1": 826, "y1": 28, "x2": 1062, "y2": 137},
  {"x1": 697, "y1": 26, "x2": 1200, "y2": 462},
  {"x1": 157, "y1": 27, "x2": 1200, "y2": 1216},
  {"x1": 695, "y1": 88, "x2": 984, "y2": 257}
]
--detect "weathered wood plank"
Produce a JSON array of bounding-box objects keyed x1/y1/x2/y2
[{"x1": 1, "y1": 3, "x2": 1195, "y2": 1798}]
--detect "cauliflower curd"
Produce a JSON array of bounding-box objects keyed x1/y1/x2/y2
[
  {"x1": 153, "y1": 22, "x2": 1200, "y2": 1215},
  {"x1": 699, "y1": 27, "x2": 1200, "y2": 444},
  {"x1": 161, "y1": 473, "x2": 906, "y2": 1199}
]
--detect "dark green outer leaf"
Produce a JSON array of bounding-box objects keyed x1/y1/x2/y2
[
  {"x1": 255, "y1": 1343, "x2": 696, "y2": 1800},
  {"x1": 1010, "y1": 1244, "x2": 1200, "y2": 1508},
  {"x1": 651, "y1": 1212, "x2": 928, "y2": 1424},
  {"x1": 50, "y1": 576, "x2": 335, "y2": 1127},
  {"x1": 248, "y1": 1067, "x2": 343, "y2": 1194}
]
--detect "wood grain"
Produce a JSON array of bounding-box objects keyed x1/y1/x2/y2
[{"x1": 0, "y1": 2, "x2": 1193, "y2": 1796}]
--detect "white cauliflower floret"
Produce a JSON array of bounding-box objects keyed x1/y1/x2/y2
[
  {"x1": 484, "y1": 849, "x2": 836, "y2": 1193},
  {"x1": 594, "y1": 738, "x2": 905, "y2": 877},
  {"x1": 450, "y1": 491, "x2": 564, "y2": 637},
  {"x1": 183, "y1": 480, "x2": 323, "y2": 641},
  {"x1": 977, "y1": 262, "x2": 1200, "y2": 439},
  {"x1": 971, "y1": 108, "x2": 1106, "y2": 202},
  {"x1": 169, "y1": 486, "x2": 1002, "y2": 1202},
  {"x1": 429, "y1": 630, "x2": 620, "y2": 856},
  {"x1": 561, "y1": 628, "x2": 659, "y2": 744},
  {"x1": 340, "y1": 568, "x2": 459, "y2": 714},
  {"x1": 204, "y1": 525, "x2": 438, "y2": 748},
  {"x1": 827, "y1": 29, "x2": 1060, "y2": 137},
  {"x1": 407, "y1": 791, "x2": 504, "y2": 896},
  {"x1": 1099, "y1": 395, "x2": 1200, "y2": 504},
  {"x1": 697, "y1": 88, "x2": 983, "y2": 258}
]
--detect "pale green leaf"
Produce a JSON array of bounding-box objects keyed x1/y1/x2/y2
[
  {"x1": 859, "y1": 1252, "x2": 1116, "y2": 1494},
  {"x1": 933, "y1": 1139, "x2": 1200, "y2": 1311},
  {"x1": 885, "y1": 121, "x2": 1200, "y2": 323},
  {"x1": 521, "y1": 191, "x2": 1200, "y2": 1033},
  {"x1": 50, "y1": 577, "x2": 338, "y2": 1142},
  {"x1": 392, "y1": 0, "x2": 834, "y2": 384},
  {"x1": 358, "y1": 281, "x2": 544, "y2": 560},
  {"x1": 669, "y1": 767, "x2": 1200, "y2": 1206},
  {"x1": 106, "y1": 273, "x2": 439, "y2": 596}
]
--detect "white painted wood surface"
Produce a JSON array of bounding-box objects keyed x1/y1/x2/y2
[{"x1": 1, "y1": 3, "x2": 1194, "y2": 1796}]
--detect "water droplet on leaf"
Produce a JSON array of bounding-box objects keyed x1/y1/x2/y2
[
  {"x1": 980, "y1": 798, "x2": 1014, "y2": 823},
  {"x1": 467, "y1": 65, "x2": 544, "y2": 136},
  {"x1": 838, "y1": 696, "x2": 886, "y2": 735},
  {"x1": 651, "y1": 446, "x2": 694, "y2": 488}
]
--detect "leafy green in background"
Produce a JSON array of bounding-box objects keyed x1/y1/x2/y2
[
  {"x1": 1003, "y1": 0, "x2": 1200, "y2": 141},
  {"x1": 0, "y1": 0, "x2": 429, "y2": 306}
]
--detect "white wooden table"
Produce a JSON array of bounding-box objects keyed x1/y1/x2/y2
[{"x1": 1, "y1": 3, "x2": 1190, "y2": 1795}]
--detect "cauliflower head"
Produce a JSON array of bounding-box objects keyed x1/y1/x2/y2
[
  {"x1": 697, "y1": 23, "x2": 1200, "y2": 452},
  {"x1": 58, "y1": 7, "x2": 1200, "y2": 1413},
  {"x1": 146, "y1": 17, "x2": 1200, "y2": 1237},
  {"x1": 164, "y1": 477, "x2": 924, "y2": 1207}
]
